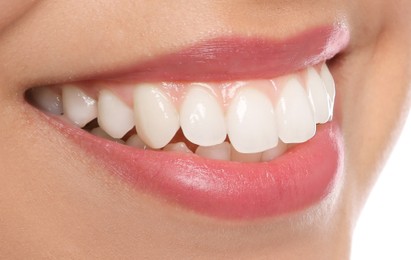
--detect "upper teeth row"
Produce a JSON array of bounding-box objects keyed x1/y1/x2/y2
[{"x1": 30, "y1": 64, "x2": 335, "y2": 154}]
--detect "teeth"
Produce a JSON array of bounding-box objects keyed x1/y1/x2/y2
[
  {"x1": 306, "y1": 67, "x2": 332, "y2": 124},
  {"x1": 163, "y1": 142, "x2": 192, "y2": 154},
  {"x1": 320, "y1": 63, "x2": 336, "y2": 113},
  {"x1": 261, "y1": 141, "x2": 288, "y2": 162},
  {"x1": 62, "y1": 85, "x2": 97, "y2": 127},
  {"x1": 195, "y1": 142, "x2": 231, "y2": 161},
  {"x1": 126, "y1": 134, "x2": 148, "y2": 149},
  {"x1": 34, "y1": 63, "x2": 336, "y2": 162},
  {"x1": 276, "y1": 76, "x2": 316, "y2": 143},
  {"x1": 30, "y1": 87, "x2": 63, "y2": 115},
  {"x1": 90, "y1": 127, "x2": 125, "y2": 144},
  {"x1": 98, "y1": 89, "x2": 134, "y2": 138},
  {"x1": 133, "y1": 85, "x2": 180, "y2": 149},
  {"x1": 226, "y1": 88, "x2": 278, "y2": 154},
  {"x1": 180, "y1": 86, "x2": 226, "y2": 146},
  {"x1": 231, "y1": 148, "x2": 262, "y2": 163}
]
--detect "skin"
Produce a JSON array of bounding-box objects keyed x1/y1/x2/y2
[{"x1": 0, "y1": 1, "x2": 410, "y2": 259}]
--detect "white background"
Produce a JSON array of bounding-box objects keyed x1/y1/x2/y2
[{"x1": 351, "y1": 113, "x2": 411, "y2": 259}]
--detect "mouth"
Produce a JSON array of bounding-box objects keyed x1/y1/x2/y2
[{"x1": 26, "y1": 23, "x2": 349, "y2": 220}]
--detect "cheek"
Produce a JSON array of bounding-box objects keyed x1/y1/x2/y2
[
  {"x1": 338, "y1": 27, "x2": 411, "y2": 215},
  {"x1": 0, "y1": 0, "x2": 39, "y2": 32}
]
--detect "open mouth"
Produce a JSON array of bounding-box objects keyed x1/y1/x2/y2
[{"x1": 25, "y1": 24, "x2": 349, "y2": 220}]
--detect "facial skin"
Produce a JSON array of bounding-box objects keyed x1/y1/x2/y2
[{"x1": 0, "y1": 1, "x2": 410, "y2": 259}]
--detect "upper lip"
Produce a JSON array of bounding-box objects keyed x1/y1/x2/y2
[{"x1": 85, "y1": 23, "x2": 349, "y2": 83}]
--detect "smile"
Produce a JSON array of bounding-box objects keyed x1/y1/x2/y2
[{"x1": 26, "y1": 24, "x2": 349, "y2": 220}]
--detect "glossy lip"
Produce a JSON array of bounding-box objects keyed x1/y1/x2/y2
[
  {"x1": 102, "y1": 24, "x2": 349, "y2": 82},
  {"x1": 40, "y1": 23, "x2": 348, "y2": 220},
  {"x1": 52, "y1": 120, "x2": 343, "y2": 219}
]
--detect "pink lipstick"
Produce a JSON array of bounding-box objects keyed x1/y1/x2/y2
[
  {"x1": 35, "y1": 23, "x2": 349, "y2": 220},
  {"x1": 104, "y1": 24, "x2": 349, "y2": 82}
]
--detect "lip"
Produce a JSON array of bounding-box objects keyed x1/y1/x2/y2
[
  {"x1": 37, "y1": 23, "x2": 348, "y2": 220},
  {"x1": 52, "y1": 120, "x2": 343, "y2": 219},
  {"x1": 101, "y1": 23, "x2": 349, "y2": 82}
]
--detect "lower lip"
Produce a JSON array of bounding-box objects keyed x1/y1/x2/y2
[{"x1": 51, "y1": 117, "x2": 343, "y2": 220}]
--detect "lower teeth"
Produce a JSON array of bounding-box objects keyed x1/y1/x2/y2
[
  {"x1": 86, "y1": 125, "x2": 288, "y2": 163},
  {"x1": 56, "y1": 110, "x2": 289, "y2": 162}
]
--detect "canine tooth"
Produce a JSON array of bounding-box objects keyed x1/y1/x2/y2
[
  {"x1": 306, "y1": 67, "x2": 332, "y2": 124},
  {"x1": 231, "y1": 146, "x2": 262, "y2": 163},
  {"x1": 134, "y1": 85, "x2": 180, "y2": 149},
  {"x1": 276, "y1": 77, "x2": 316, "y2": 143},
  {"x1": 30, "y1": 87, "x2": 63, "y2": 115},
  {"x1": 195, "y1": 142, "x2": 231, "y2": 161},
  {"x1": 227, "y1": 88, "x2": 278, "y2": 154},
  {"x1": 90, "y1": 127, "x2": 125, "y2": 144},
  {"x1": 163, "y1": 142, "x2": 192, "y2": 153},
  {"x1": 126, "y1": 135, "x2": 147, "y2": 149},
  {"x1": 62, "y1": 85, "x2": 97, "y2": 127},
  {"x1": 261, "y1": 141, "x2": 287, "y2": 162},
  {"x1": 320, "y1": 63, "x2": 336, "y2": 114},
  {"x1": 180, "y1": 86, "x2": 226, "y2": 146},
  {"x1": 98, "y1": 89, "x2": 134, "y2": 138}
]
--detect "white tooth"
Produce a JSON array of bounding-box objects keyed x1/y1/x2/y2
[
  {"x1": 98, "y1": 89, "x2": 134, "y2": 138},
  {"x1": 133, "y1": 85, "x2": 180, "y2": 149},
  {"x1": 126, "y1": 134, "x2": 148, "y2": 149},
  {"x1": 276, "y1": 76, "x2": 316, "y2": 143},
  {"x1": 306, "y1": 67, "x2": 332, "y2": 124},
  {"x1": 195, "y1": 142, "x2": 231, "y2": 161},
  {"x1": 226, "y1": 88, "x2": 278, "y2": 153},
  {"x1": 30, "y1": 87, "x2": 63, "y2": 115},
  {"x1": 320, "y1": 63, "x2": 336, "y2": 115},
  {"x1": 62, "y1": 85, "x2": 97, "y2": 127},
  {"x1": 163, "y1": 142, "x2": 192, "y2": 154},
  {"x1": 90, "y1": 127, "x2": 125, "y2": 144},
  {"x1": 261, "y1": 141, "x2": 288, "y2": 162},
  {"x1": 180, "y1": 86, "x2": 226, "y2": 146},
  {"x1": 231, "y1": 146, "x2": 262, "y2": 163}
]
